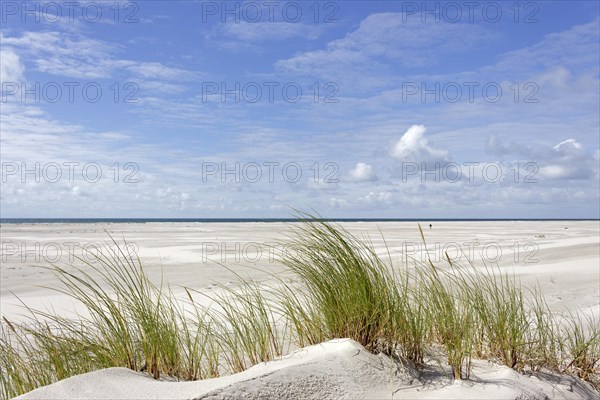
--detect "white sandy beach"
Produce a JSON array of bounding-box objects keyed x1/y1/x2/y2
[
  {"x1": 1, "y1": 221, "x2": 599, "y2": 399},
  {"x1": 2, "y1": 221, "x2": 598, "y2": 319}
]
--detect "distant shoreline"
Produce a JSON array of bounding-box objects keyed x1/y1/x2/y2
[{"x1": 1, "y1": 218, "x2": 598, "y2": 224}]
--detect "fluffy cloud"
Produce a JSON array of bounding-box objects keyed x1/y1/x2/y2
[
  {"x1": 347, "y1": 162, "x2": 377, "y2": 182},
  {"x1": 390, "y1": 125, "x2": 450, "y2": 163}
]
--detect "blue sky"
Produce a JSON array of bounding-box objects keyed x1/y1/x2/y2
[{"x1": 1, "y1": 1, "x2": 599, "y2": 218}]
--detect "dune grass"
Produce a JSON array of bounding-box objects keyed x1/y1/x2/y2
[
  {"x1": 1, "y1": 218, "x2": 599, "y2": 398},
  {"x1": 277, "y1": 220, "x2": 409, "y2": 353},
  {"x1": 418, "y1": 257, "x2": 476, "y2": 379},
  {"x1": 561, "y1": 311, "x2": 600, "y2": 383},
  {"x1": 0, "y1": 238, "x2": 211, "y2": 396},
  {"x1": 201, "y1": 280, "x2": 285, "y2": 373}
]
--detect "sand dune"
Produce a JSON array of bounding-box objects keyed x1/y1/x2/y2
[{"x1": 15, "y1": 339, "x2": 597, "y2": 400}]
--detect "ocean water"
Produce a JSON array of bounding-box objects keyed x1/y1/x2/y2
[{"x1": 0, "y1": 218, "x2": 595, "y2": 224}]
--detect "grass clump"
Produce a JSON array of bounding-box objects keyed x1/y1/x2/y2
[
  {"x1": 277, "y1": 218, "x2": 599, "y2": 384},
  {"x1": 0, "y1": 235, "x2": 288, "y2": 399},
  {"x1": 278, "y1": 217, "x2": 427, "y2": 364},
  {"x1": 459, "y1": 265, "x2": 529, "y2": 369},
  {"x1": 561, "y1": 312, "x2": 600, "y2": 383},
  {"x1": 279, "y1": 220, "x2": 398, "y2": 349},
  {"x1": 0, "y1": 238, "x2": 206, "y2": 398},
  {"x1": 203, "y1": 281, "x2": 284, "y2": 373},
  {"x1": 418, "y1": 257, "x2": 475, "y2": 379}
]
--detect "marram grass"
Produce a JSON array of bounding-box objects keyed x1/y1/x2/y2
[{"x1": 1, "y1": 219, "x2": 599, "y2": 398}]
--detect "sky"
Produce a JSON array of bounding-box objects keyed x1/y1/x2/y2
[{"x1": 1, "y1": 0, "x2": 599, "y2": 219}]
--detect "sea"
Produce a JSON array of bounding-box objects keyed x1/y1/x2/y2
[{"x1": 0, "y1": 218, "x2": 596, "y2": 224}]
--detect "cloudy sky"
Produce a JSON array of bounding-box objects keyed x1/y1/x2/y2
[{"x1": 1, "y1": 1, "x2": 599, "y2": 218}]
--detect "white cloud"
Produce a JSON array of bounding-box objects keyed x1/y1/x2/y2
[
  {"x1": 538, "y1": 165, "x2": 571, "y2": 180},
  {"x1": 390, "y1": 125, "x2": 450, "y2": 163},
  {"x1": 496, "y1": 18, "x2": 600, "y2": 73},
  {"x1": 2, "y1": 31, "x2": 116, "y2": 79},
  {"x1": 221, "y1": 22, "x2": 321, "y2": 42},
  {"x1": 205, "y1": 22, "x2": 322, "y2": 53},
  {"x1": 487, "y1": 135, "x2": 597, "y2": 181},
  {"x1": 347, "y1": 162, "x2": 377, "y2": 182},
  {"x1": 307, "y1": 179, "x2": 337, "y2": 190},
  {"x1": 124, "y1": 62, "x2": 193, "y2": 80},
  {"x1": 553, "y1": 138, "x2": 582, "y2": 152},
  {"x1": 536, "y1": 66, "x2": 572, "y2": 89},
  {"x1": 538, "y1": 138, "x2": 597, "y2": 180},
  {"x1": 2, "y1": 31, "x2": 198, "y2": 81},
  {"x1": 138, "y1": 81, "x2": 186, "y2": 94},
  {"x1": 0, "y1": 47, "x2": 25, "y2": 84},
  {"x1": 329, "y1": 197, "x2": 349, "y2": 209},
  {"x1": 276, "y1": 12, "x2": 493, "y2": 82},
  {"x1": 359, "y1": 191, "x2": 395, "y2": 207}
]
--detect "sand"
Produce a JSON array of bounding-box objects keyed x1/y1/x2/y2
[
  {"x1": 2, "y1": 221, "x2": 599, "y2": 399},
  {"x1": 14, "y1": 339, "x2": 599, "y2": 400}
]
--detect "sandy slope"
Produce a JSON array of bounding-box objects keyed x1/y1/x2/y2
[{"x1": 15, "y1": 339, "x2": 597, "y2": 400}]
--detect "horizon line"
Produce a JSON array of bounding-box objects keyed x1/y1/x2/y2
[{"x1": 1, "y1": 217, "x2": 599, "y2": 223}]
